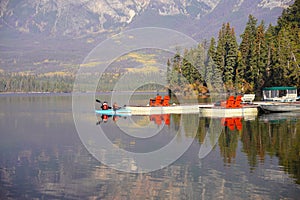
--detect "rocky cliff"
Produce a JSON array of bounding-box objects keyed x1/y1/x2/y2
[{"x1": 0, "y1": 0, "x2": 294, "y2": 38}]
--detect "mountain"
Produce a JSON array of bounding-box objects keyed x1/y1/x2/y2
[{"x1": 0, "y1": 0, "x2": 295, "y2": 73}]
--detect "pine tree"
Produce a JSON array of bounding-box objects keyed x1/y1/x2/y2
[
  {"x1": 214, "y1": 23, "x2": 238, "y2": 91},
  {"x1": 277, "y1": 27, "x2": 300, "y2": 86},
  {"x1": 264, "y1": 24, "x2": 278, "y2": 87},
  {"x1": 239, "y1": 15, "x2": 258, "y2": 92},
  {"x1": 224, "y1": 23, "x2": 238, "y2": 90},
  {"x1": 215, "y1": 24, "x2": 226, "y2": 76},
  {"x1": 253, "y1": 21, "x2": 268, "y2": 92},
  {"x1": 205, "y1": 38, "x2": 216, "y2": 86},
  {"x1": 235, "y1": 50, "x2": 246, "y2": 92}
]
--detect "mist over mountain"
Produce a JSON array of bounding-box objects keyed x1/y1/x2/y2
[{"x1": 0, "y1": 0, "x2": 294, "y2": 73}]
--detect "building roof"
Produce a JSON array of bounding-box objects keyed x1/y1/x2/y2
[{"x1": 262, "y1": 86, "x2": 297, "y2": 91}]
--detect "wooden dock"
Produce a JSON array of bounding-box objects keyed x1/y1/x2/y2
[
  {"x1": 199, "y1": 105, "x2": 258, "y2": 118},
  {"x1": 127, "y1": 105, "x2": 200, "y2": 115},
  {"x1": 127, "y1": 104, "x2": 259, "y2": 117}
]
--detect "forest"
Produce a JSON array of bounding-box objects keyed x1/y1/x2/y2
[
  {"x1": 167, "y1": 0, "x2": 300, "y2": 95},
  {"x1": 0, "y1": 73, "x2": 74, "y2": 93},
  {"x1": 0, "y1": 0, "x2": 299, "y2": 94}
]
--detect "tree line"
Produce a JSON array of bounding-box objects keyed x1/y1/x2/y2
[
  {"x1": 167, "y1": 0, "x2": 300, "y2": 95},
  {"x1": 0, "y1": 73, "x2": 74, "y2": 93}
]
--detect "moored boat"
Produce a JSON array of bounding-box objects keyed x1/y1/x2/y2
[
  {"x1": 262, "y1": 86, "x2": 298, "y2": 102},
  {"x1": 258, "y1": 86, "x2": 300, "y2": 113},
  {"x1": 259, "y1": 102, "x2": 300, "y2": 113}
]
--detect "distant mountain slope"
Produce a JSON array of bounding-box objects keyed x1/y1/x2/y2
[
  {"x1": 0, "y1": 0, "x2": 294, "y2": 38},
  {"x1": 0, "y1": 0, "x2": 294, "y2": 72}
]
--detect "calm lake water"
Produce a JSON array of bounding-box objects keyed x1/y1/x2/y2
[{"x1": 0, "y1": 94, "x2": 300, "y2": 199}]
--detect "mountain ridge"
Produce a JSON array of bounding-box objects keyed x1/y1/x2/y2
[
  {"x1": 0, "y1": 0, "x2": 294, "y2": 38},
  {"x1": 0, "y1": 0, "x2": 295, "y2": 73}
]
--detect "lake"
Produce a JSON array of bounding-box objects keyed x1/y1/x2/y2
[{"x1": 0, "y1": 94, "x2": 300, "y2": 199}]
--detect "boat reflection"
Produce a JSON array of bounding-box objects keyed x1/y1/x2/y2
[
  {"x1": 96, "y1": 114, "x2": 171, "y2": 127},
  {"x1": 259, "y1": 112, "x2": 300, "y2": 124},
  {"x1": 96, "y1": 114, "x2": 130, "y2": 125}
]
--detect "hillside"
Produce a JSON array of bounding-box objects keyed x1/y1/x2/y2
[{"x1": 0, "y1": 0, "x2": 294, "y2": 73}]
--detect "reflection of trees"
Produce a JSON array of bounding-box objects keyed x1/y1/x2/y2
[
  {"x1": 195, "y1": 116, "x2": 300, "y2": 184},
  {"x1": 0, "y1": 143, "x2": 98, "y2": 199},
  {"x1": 241, "y1": 119, "x2": 262, "y2": 169},
  {"x1": 171, "y1": 114, "x2": 181, "y2": 132},
  {"x1": 271, "y1": 121, "x2": 300, "y2": 184},
  {"x1": 0, "y1": 145, "x2": 204, "y2": 199},
  {"x1": 240, "y1": 118, "x2": 300, "y2": 184},
  {"x1": 197, "y1": 118, "x2": 210, "y2": 143},
  {"x1": 182, "y1": 114, "x2": 199, "y2": 138},
  {"x1": 218, "y1": 129, "x2": 238, "y2": 164},
  {"x1": 1, "y1": 117, "x2": 300, "y2": 199}
]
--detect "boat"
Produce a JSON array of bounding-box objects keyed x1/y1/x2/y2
[
  {"x1": 95, "y1": 108, "x2": 132, "y2": 116},
  {"x1": 262, "y1": 86, "x2": 298, "y2": 102},
  {"x1": 258, "y1": 86, "x2": 300, "y2": 113},
  {"x1": 95, "y1": 99, "x2": 132, "y2": 116},
  {"x1": 259, "y1": 102, "x2": 300, "y2": 112}
]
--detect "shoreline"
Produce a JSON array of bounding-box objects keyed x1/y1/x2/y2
[{"x1": 0, "y1": 92, "x2": 71, "y2": 97}]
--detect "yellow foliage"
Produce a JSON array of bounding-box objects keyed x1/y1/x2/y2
[
  {"x1": 126, "y1": 66, "x2": 159, "y2": 73},
  {"x1": 43, "y1": 71, "x2": 70, "y2": 76},
  {"x1": 80, "y1": 61, "x2": 103, "y2": 67},
  {"x1": 86, "y1": 38, "x2": 94, "y2": 43},
  {"x1": 18, "y1": 71, "x2": 34, "y2": 76},
  {"x1": 124, "y1": 52, "x2": 157, "y2": 65}
]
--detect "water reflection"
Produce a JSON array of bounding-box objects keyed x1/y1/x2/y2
[{"x1": 0, "y1": 95, "x2": 300, "y2": 199}]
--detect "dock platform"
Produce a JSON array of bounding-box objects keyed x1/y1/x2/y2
[
  {"x1": 127, "y1": 105, "x2": 200, "y2": 115},
  {"x1": 127, "y1": 104, "x2": 259, "y2": 117}
]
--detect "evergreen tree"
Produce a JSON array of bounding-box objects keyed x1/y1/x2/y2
[
  {"x1": 205, "y1": 37, "x2": 217, "y2": 88},
  {"x1": 235, "y1": 50, "x2": 246, "y2": 92},
  {"x1": 182, "y1": 49, "x2": 202, "y2": 84},
  {"x1": 277, "y1": 27, "x2": 300, "y2": 86},
  {"x1": 215, "y1": 23, "x2": 226, "y2": 75},
  {"x1": 253, "y1": 21, "x2": 268, "y2": 91},
  {"x1": 275, "y1": 0, "x2": 300, "y2": 87},
  {"x1": 224, "y1": 23, "x2": 238, "y2": 90},
  {"x1": 264, "y1": 24, "x2": 278, "y2": 87},
  {"x1": 277, "y1": 0, "x2": 300, "y2": 31},
  {"x1": 167, "y1": 59, "x2": 171, "y2": 84},
  {"x1": 214, "y1": 23, "x2": 238, "y2": 91},
  {"x1": 239, "y1": 15, "x2": 258, "y2": 91}
]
